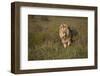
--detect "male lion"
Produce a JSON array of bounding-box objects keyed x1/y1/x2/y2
[{"x1": 59, "y1": 23, "x2": 72, "y2": 48}]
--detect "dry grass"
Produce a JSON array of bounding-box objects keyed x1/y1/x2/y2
[{"x1": 28, "y1": 15, "x2": 88, "y2": 60}]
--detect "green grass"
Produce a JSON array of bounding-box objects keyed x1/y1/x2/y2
[
  {"x1": 28, "y1": 15, "x2": 88, "y2": 60},
  {"x1": 28, "y1": 43, "x2": 87, "y2": 60}
]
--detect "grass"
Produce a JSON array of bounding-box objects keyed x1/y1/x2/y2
[
  {"x1": 28, "y1": 15, "x2": 88, "y2": 60},
  {"x1": 28, "y1": 43, "x2": 87, "y2": 60}
]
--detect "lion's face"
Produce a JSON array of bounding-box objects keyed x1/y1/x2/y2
[
  {"x1": 59, "y1": 24, "x2": 69, "y2": 33},
  {"x1": 59, "y1": 24, "x2": 69, "y2": 38}
]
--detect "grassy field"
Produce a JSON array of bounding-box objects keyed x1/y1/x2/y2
[{"x1": 28, "y1": 15, "x2": 88, "y2": 60}]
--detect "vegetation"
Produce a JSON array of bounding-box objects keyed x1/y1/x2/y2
[{"x1": 28, "y1": 15, "x2": 88, "y2": 60}]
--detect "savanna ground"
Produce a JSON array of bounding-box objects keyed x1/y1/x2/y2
[{"x1": 28, "y1": 15, "x2": 88, "y2": 60}]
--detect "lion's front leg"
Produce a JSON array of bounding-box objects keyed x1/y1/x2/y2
[
  {"x1": 67, "y1": 40, "x2": 71, "y2": 46},
  {"x1": 63, "y1": 43, "x2": 67, "y2": 48}
]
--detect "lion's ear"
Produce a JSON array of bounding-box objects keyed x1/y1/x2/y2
[{"x1": 59, "y1": 24, "x2": 63, "y2": 28}]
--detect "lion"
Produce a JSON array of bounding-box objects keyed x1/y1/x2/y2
[{"x1": 59, "y1": 23, "x2": 72, "y2": 48}]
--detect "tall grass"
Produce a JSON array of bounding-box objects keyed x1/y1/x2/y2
[{"x1": 28, "y1": 15, "x2": 88, "y2": 60}]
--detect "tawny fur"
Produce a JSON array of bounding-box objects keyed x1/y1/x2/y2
[{"x1": 59, "y1": 24, "x2": 72, "y2": 48}]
